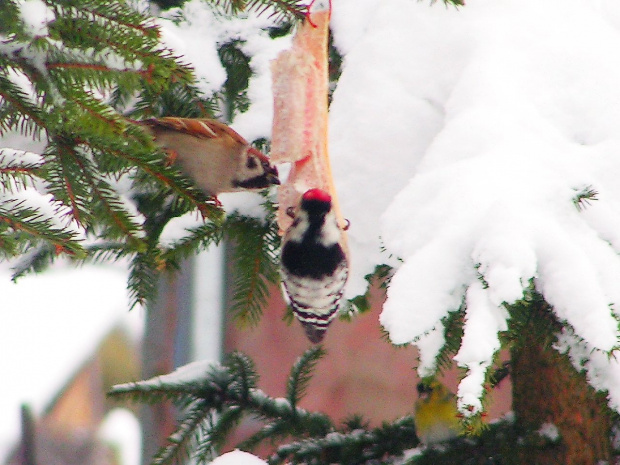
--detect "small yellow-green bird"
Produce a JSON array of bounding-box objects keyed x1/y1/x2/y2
[{"x1": 414, "y1": 381, "x2": 462, "y2": 445}]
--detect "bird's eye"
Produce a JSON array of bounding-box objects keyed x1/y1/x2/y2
[
  {"x1": 417, "y1": 383, "x2": 433, "y2": 394},
  {"x1": 246, "y1": 156, "x2": 258, "y2": 169},
  {"x1": 286, "y1": 206, "x2": 295, "y2": 218}
]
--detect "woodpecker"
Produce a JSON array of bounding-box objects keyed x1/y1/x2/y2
[
  {"x1": 280, "y1": 188, "x2": 349, "y2": 343},
  {"x1": 137, "y1": 117, "x2": 280, "y2": 196}
]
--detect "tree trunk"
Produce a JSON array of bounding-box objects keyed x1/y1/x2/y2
[
  {"x1": 140, "y1": 261, "x2": 193, "y2": 465},
  {"x1": 510, "y1": 299, "x2": 611, "y2": 465}
]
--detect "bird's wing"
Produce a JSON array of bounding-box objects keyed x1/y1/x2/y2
[{"x1": 142, "y1": 117, "x2": 247, "y2": 144}]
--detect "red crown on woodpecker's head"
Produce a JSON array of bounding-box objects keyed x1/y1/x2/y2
[{"x1": 303, "y1": 188, "x2": 331, "y2": 203}]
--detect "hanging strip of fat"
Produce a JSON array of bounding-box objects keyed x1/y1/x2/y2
[{"x1": 270, "y1": 0, "x2": 348, "y2": 253}]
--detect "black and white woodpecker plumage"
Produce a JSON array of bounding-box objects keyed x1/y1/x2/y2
[{"x1": 280, "y1": 188, "x2": 349, "y2": 343}]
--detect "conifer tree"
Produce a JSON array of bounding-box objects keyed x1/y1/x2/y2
[{"x1": 3, "y1": 1, "x2": 615, "y2": 465}]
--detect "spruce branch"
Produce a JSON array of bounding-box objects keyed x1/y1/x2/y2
[
  {"x1": 128, "y1": 249, "x2": 160, "y2": 309},
  {"x1": 42, "y1": 138, "x2": 94, "y2": 227},
  {"x1": 0, "y1": 2, "x2": 22, "y2": 37},
  {"x1": 573, "y1": 185, "x2": 599, "y2": 210},
  {"x1": 238, "y1": 347, "x2": 329, "y2": 451},
  {"x1": 112, "y1": 348, "x2": 492, "y2": 464},
  {"x1": 0, "y1": 73, "x2": 47, "y2": 135},
  {"x1": 109, "y1": 349, "x2": 335, "y2": 464},
  {"x1": 0, "y1": 199, "x2": 83, "y2": 258},
  {"x1": 211, "y1": 0, "x2": 307, "y2": 23},
  {"x1": 10, "y1": 243, "x2": 58, "y2": 278},
  {"x1": 160, "y1": 220, "x2": 224, "y2": 267},
  {"x1": 0, "y1": 0, "x2": 222, "y2": 297},
  {"x1": 151, "y1": 399, "x2": 212, "y2": 465},
  {"x1": 128, "y1": 80, "x2": 216, "y2": 119},
  {"x1": 224, "y1": 351, "x2": 260, "y2": 404},
  {"x1": 53, "y1": 0, "x2": 160, "y2": 38},
  {"x1": 287, "y1": 345, "x2": 325, "y2": 411},
  {"x1": 225, "y1": 213, "x2": 280, "y2": 326},
  {"x1": 238, "y1": 422, "x2": 294, "y2": 453},
  {"x1": 270, "y1": 416, "x2": 419, "y2": 465},
  {"x1": 82, "y1": 241, "x2": 135, "y2": 263},
  {"x1": 198, "y1": 407, "x2": 243, "y2": 459},
  {"x1": 218, "y1": 40, "x2": 252, "y2": 119},
  {"x1": 0, "y1": 152, "x2": 42, "y2": 190},
  {"x1": 86, "y1": 177, "x2": 144, "y2": 244},
  {"x1": 436, "y1": 309, "x2": 465, "y2": 372},
  {"x1": 431, "y1": 0, "x2": 465, "y2": 7}
]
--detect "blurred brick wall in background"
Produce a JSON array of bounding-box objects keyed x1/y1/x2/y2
[{"x1": 224, "y1": 283, "x2": 512, "y2": 447}]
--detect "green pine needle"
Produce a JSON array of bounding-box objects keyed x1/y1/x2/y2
[
  {"x1": 573, "y1": 185, "x2": 599, "y2": 210},
  {"x1": 0, "y1": 0, "x2": 227, "y2": 308},
  {"x1": 225, "y1": 213, "x2": 280, "y2": 326},
  {"x1": 286, "y1": 346, "x2": 326, "y2": 411},
  {"x1": 211, "y1": 0, "x2": 307, "y2": 23},
  {"x1": 151, "y1": 399, "x2": 211, "y2": 465},
  {"x1": 224, "y1": 351, "x2": 260, "y2": 401}
]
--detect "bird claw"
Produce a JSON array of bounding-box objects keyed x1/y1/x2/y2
[
  {"x1": 196, "y1": 197, "x2": 222, "y2": 219},
  {"x1": 164, "y1": 148, "x2": 179, "y2": 166}
]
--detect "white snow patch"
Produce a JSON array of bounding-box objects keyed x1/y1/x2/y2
[
  {"x1": 18, "y1": 0, "x2": 54, "y2": 37},
  {"x1": 159, "y1": 211, "x2": 208, "y2": 247},
  {"x1": 537, "y1": 423, "x2": 560, "y2": 442},
  {"x1": 220, "y1": 191, "x2": 272, "y2": 221},
  {"x1": 330, "y1": 0, "x2": 620, "y2": 411},
  {"x1": 115, "y1": 359, "x2": 213, "y2": 390},
  {"x1": 453, "y1": 283, "x2": 508, "y2": 415},
  {"x1": 0, "y1": 265, "x2": 143, "y2": 463},
  {"x1": 157, "y1": 0, "x2": 291, "y2": 133},
  {"x1": 413, "y1": 329, "x2": 447, "y2": 378},
  {"x1": 456, "y1": 362, "x2": 486, "y2": 417},
  {"x1": 210, "y1": 450, "x2": 268, "y2": 465},
  {"x1": 98, "y1": 408, "x2": 142, "y2": 465},
  {"x1": 157, "y1": 2, "x2": 226, "y2": 96}
]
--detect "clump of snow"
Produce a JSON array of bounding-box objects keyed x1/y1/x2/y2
[
  {"x1": 210, "y1": 450, "x2": 268, "y2": 465},
  {"x1": 115, "y1": 359, "x2": 213, "y2": 390},
  {"x1": 159, "y1": 210, "x2": 210, "y2": 247},
  {"x1": 537, "y1": 423, "x2": 560, "y2": 442},
  {"x1": 220, "y1": 190, "x2": 275, "y2": 222},
  {"x1": 17, "y1": 0, "x2": 54, "y2": 37},
  {"x1": 157, "y1": 2, "x2": 226, "y2": 97},
  {"x1": 0, "y1": 149, "x2": 43, "y2": 166},
  {"x1": 157, "y1": 0, "x2": 292, "y2": 140},
  {"x1": 329, "y1": 0, "x2": 620, "y2": 414},
  {"x1": 453, "y1": 283, "x2": 508, "y2": 415}
]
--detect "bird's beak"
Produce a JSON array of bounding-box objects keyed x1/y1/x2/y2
[{"x1": 266, "y1": 165, "x2": 280, "y2": 185}]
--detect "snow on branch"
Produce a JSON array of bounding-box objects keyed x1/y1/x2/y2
[{"x1": 329, "y1": 0, "x2": 620, "y2": 412}]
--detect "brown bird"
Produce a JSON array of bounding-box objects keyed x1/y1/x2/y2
[{"x1": 138, "y1": 117, "x2": 280, "y2": 196}]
